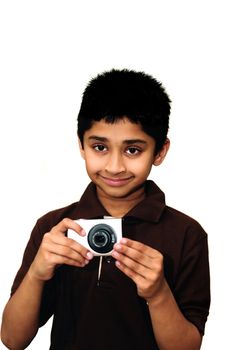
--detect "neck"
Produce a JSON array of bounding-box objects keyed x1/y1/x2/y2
[{"x1": 97, "y1": 186, "x2": 146, "y2": 218}]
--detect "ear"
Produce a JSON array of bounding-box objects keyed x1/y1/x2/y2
[
  {"x1": 153, "y1": 138, "x2": 170, "y2": 166},
  {"x1": 78, "y1": 138, "x2": 85, "y2": 160}
]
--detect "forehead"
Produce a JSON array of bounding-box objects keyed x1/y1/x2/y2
[{"x1": 84, "y1": 118, "x2": 154, "y2": 144}]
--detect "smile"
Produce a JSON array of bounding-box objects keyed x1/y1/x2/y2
[{"x1": 99, "y1": 175, "x2": 133, "y2": 187}]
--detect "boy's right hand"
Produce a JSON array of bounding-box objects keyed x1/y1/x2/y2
[{"x1": 29, "y1": 218, "x2": 93, "y2": 281}]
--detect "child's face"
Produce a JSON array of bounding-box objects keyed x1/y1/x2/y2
[{"x1": 79, "y1": 117, "x2": 168, "y2": 202}]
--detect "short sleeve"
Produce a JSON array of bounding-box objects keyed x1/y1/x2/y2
[
  {"x1": 11, "y1": 221, "x2": 43, "y2": 296},
  {"x1": 174, "y1": 225, "x2": 210, "y2": 334},
  {"x1": 10, "y1": 221, "x2": 55, "y2": 326}
]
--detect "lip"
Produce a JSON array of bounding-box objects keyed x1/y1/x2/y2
[{"x1": 99, "y1": 174, "x2": 133, "y2": 187}]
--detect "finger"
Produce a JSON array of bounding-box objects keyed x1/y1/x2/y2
[
  {"x1": 115, "y1": 258, "x2": 146, "y2": 285},
  {"x1": 112, "y1": 249, "x2": 152, "y2": 277},
  {"x1": 119, "y1": 238, "x2": 158, "y2": 258},
  {"x1": 41, "y1": 247, "x2": 89, "y2": 268},
  {"x1": 66, "y1": 238, "x2": 94, "y2": 260},
  {"x1": 113, "y1": 242, "x2": 159, "y2": 270},
  {"x1": 50, "y1": 218, "x2": 86, "y2": 237},
  {"x1": 114, "y1": 248, "x2": 163, "y2": 284},
  {"x1": 39, "y1": 239, "x2": 92, "y2": 270},
  {"x1": 43, "y1": 233, "x2": 93, "y2": 261},
  {"x1": 46, "y1": 240, "x2": 88, "y2": 262}
]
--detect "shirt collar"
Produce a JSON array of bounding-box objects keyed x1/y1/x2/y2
[
  {"x1": 125, "y1": 180, "x2": 166, "y2": 223},
  {"x1": 76, "y1": 180, "x2": 166, "y2": 223}
]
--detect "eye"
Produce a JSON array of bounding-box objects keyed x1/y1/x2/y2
[
  {"x1": 125, "y1": 147, "x2": 141, "y2": 156},
  {"x1": 93, "y1": 144, "x2": 107, "y2": 152}
]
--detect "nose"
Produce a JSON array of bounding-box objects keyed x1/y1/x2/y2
[{"x1": 105, "y1": 152, "x2": 126, "y2": 174}]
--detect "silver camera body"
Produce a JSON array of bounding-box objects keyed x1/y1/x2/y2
[{"x1": 67, "y1": 218, "x2": 122, "y2": 256}]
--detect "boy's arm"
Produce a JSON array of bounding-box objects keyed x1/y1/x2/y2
[
  {"x1": 1, "y1": 270, "x2": 45, "y2": 349},
  {"x1": 112, "y1": 238, "x2": 203, "y2": 350},
  {"x1": 1, "y1": 219, "x2": 93, "y2": 350},
  {"x1": 146, "y1": 281, "x2": 202, "y2": 350}
]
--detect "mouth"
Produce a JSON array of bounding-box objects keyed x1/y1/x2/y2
[{"x1": 99, "y1": 174, "x2": 133, "y2": 187}]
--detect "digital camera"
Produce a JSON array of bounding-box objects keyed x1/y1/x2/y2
[{"x1": 67, "y1": 218, "x2": 122, "y2": 256}]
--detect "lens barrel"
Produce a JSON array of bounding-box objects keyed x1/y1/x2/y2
[{"x1": 87, "y1": 223, "x2": 117, "y2": 254}]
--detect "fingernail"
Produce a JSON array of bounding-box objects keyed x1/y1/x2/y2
[
  {"x1": 112, "y1": 250, "x2": 119, "y2": 258},
  {"x1": 80, "y1": 229, "x2": 86, "y2": 236},
  {"x1": 86, "y1": 252, "x2": 93, "y2": 259}
]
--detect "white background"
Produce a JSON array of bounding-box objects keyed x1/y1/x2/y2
[{"x1": 0, "y1": 1, "x2": 231, "y2": 349}]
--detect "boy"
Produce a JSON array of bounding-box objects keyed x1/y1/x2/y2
[{"x1": 1, "y1": 69, "x2": 210, "y2": 350}]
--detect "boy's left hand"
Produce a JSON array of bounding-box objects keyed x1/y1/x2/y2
[{"x1": 112, "y1": 238, "x2": 166, "y2": 302}]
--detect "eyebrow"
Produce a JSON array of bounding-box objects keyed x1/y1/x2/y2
[{"x1": 87, "y1": 136, "x2": 147, "y2": 145}]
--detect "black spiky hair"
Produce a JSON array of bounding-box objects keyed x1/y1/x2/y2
[{"x1": 77, "y1": 69, "x2": 171, "y2": 153}]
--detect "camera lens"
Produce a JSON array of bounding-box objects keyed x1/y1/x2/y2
[{"x1": 87, "y1": 223, "x2": 117, "y2": 254}]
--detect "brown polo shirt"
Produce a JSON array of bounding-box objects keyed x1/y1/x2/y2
[{"x1": 11, "y1": 180, "x2": 210, "y2": 350}]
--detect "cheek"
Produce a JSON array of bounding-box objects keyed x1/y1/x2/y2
[
  {"x1": 127, "y1": 156, "x2": 154, "y2": 175},
  {"x1": 125, "y1": 164, "x2": 150, "y2": 180},
  {"x1": 85, "y1": 156, "x2": 102, "y2": 173}
]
